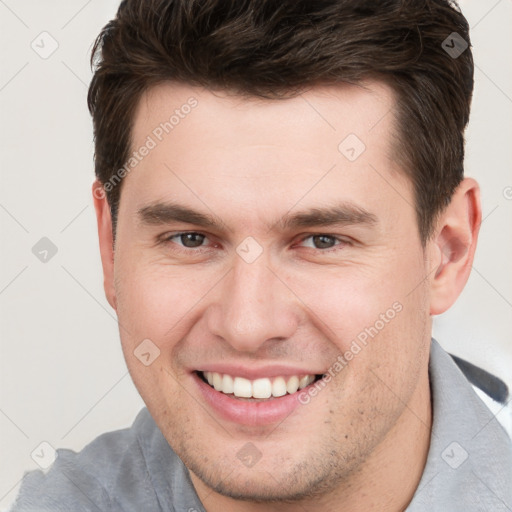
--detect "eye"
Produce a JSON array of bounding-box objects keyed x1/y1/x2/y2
[
  {"x1": 159, "y1": 232, "x2": 349, "y2": 254},
  {"x1": 164, "y1": 232, "x2": 209, "y2": 249},
  {"x1": 297, "y1": 234, "x2": 346, "y2": 250}
]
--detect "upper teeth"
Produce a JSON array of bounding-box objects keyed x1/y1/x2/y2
[{"x1": 203, "y1": 372, "x2": 316, "y2": 399}]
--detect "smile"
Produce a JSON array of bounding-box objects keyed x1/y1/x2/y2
[
  {"x1": 193, "y1": 367, "x2": 327, "y2": 425},
  {"x1": 198, "y1": 371, "x2": 323, "y2": 400}
]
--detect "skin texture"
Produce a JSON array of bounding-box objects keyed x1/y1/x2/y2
[{"x1": 93, "y1": 81, "x2": 481, "y2": 511}]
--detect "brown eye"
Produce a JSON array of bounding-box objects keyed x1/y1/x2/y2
[
  {"x1": 164, "y1": 232, "x2": 207, "y2": 248},
  {"x1": 299, "y1": 234, "x2": 341, "y2": 250},
  {"x1": 311, "y1": 235, "x2": 336, "y2": 249},
  {"x1": 178, "y1": 233, "x2": 206, "y2": 248}
]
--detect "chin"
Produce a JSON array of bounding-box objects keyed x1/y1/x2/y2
[
  {"x1": 194, "y1": 469, "x2": 323, "y2": 503},
  {"x1": 183, "y1": 445, "x2": 351, "y2": 505}
]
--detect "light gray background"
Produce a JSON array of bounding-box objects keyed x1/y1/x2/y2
[{"x1": 0, "y1": 0, "x2": 511, "y2": 508}]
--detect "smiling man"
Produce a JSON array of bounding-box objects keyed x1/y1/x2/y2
[{"x1": 11, "y1": 1, "x2": 512, "y2": 511}]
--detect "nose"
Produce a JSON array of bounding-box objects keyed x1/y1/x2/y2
[{"x1": 207, "y1": 251, "x2": 299, "y2": 353}]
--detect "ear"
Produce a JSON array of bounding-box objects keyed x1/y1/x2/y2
[
  {"x1": 92, "y1": 180, "x2": 117, "y2": 311},
  {"x1": 429, "y1": 177, "x2": 482, "y2": 315}
]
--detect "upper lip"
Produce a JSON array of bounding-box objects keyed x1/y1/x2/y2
[{"x1": 194, "y1": 364, "x2": 325, "y2": 380}]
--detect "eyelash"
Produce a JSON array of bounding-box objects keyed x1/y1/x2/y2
[{"x1": 159, "y1": 232, "x2": 349, "y2": 254}]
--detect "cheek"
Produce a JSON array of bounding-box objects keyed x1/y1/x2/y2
[
  {"x1": 113, "y1": 262, "x2": 205, "y2": 410},
  {"x1": 283, "y1": 262, "x2": 409, "y2": 346},
  {"x1": 114, "y1": 260, "x2": 216, "y2": 347},
  {"x1": 294, "y1": 251, "x2": 429, "y2": 382}
]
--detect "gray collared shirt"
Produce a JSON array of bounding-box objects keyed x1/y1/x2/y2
[{"x1": 9, "y1": 339, "x2": 512, "y2": 511}]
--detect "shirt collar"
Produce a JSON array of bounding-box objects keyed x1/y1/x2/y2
[{"x1": 407, "y1": 338, "x2": 512, "y2": 510}]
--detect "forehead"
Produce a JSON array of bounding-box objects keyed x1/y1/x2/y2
[
  {"x1": 132, "y1": 80, "x2": 396, "y2": 152},
  {"x1": 122, "y1": 80, "x2": 413, "y2": 236}
]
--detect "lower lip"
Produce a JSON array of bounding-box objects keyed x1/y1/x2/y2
[{"x1": 194, "y1": 373, "x2": 307, "y2": 426}]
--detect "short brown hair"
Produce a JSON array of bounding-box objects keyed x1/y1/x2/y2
[{"x1": 88, "y1": 0, "x2": 474, "y2": 243}]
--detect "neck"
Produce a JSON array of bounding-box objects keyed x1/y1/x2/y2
[{"x1": 191, "y1": 366, "x2": 432, "y2": 512}]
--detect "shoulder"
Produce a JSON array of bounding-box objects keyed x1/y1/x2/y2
[
  {"x1": 10, "y1": 409, "x2": 159, "y2": 512},
  {"x1": 408, "y1": 339, "x2": 512, "y2": 511}
]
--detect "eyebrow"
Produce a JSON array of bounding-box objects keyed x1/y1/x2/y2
[{"x1": 136, "y1": 201, "x2": 378, "y2": 232}]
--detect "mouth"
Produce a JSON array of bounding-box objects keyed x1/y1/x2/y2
[
  {"x1": 196, "y1": 370, "x2": 324, "y2": 401},
  {"x1": 193, "y1": 368, "x2": 328, "y2": 426}
]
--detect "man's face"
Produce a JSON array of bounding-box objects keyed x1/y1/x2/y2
[{"x1": 110, "y1": 82, "x2": 434, "y2": 501}]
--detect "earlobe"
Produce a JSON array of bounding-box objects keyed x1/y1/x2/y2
[
  {"x1": 92, "y1": 180, "x2": 117, "y2": 311},
  {"x1": 429, "y1": 178, "x2": 481, "y2": 315}
]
